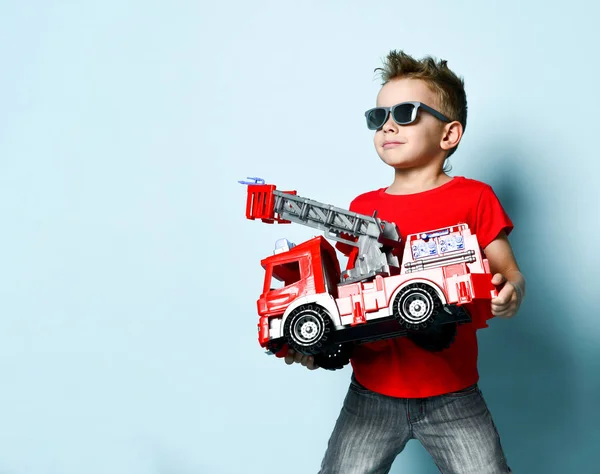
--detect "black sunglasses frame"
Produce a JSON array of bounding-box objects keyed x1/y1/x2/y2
[{"x1": 364, "y1": 101, "x2": 452, "y2": 130}]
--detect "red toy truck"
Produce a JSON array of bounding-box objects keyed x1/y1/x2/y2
[{"x1": 241, "y1": 178, "x2": 498, "y2": 370}]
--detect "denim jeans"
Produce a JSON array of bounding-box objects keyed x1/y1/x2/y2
[{"x1": 318, "y1": 374, "x2": 512, "y2": 474}]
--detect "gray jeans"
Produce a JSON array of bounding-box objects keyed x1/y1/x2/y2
[{"x1": 318, "y1": 374, "x2": 512, "y2": 474}]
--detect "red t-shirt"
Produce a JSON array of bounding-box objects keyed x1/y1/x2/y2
[{"x1": 336, "y1": 176, "x2": 514, "y2": 398}]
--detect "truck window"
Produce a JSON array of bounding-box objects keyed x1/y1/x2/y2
[{"x1": 270, "y1": 261, "x2": 301, "y2": 289}]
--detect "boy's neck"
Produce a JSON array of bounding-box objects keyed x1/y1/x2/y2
[{"x1": 386, "y1": 168, "x2": 453, "y2": 195}]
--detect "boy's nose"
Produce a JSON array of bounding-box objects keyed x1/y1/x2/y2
[{"x1": 383, "y1": 114, "x2": 398, "y2": 131}]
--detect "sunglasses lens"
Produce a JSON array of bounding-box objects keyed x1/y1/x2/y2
[
  {"x1": 366, "y1": 108, "x2": 388, "y2": 130},
  {"x1": 392, "y1": 103, "x2": 415, "y2": 124}
]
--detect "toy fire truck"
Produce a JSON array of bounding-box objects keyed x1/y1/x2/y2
[{"x1": 240, "y1": 178, "x2": 498, "y2": 370}]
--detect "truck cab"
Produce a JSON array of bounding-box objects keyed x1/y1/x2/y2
[{"x1": 256, "y1": 236, "x2": 340, "y2": 347}]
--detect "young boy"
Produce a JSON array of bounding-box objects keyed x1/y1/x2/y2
[{"x1": 284, "y1": 50, "x2": 526, "y2": 473}]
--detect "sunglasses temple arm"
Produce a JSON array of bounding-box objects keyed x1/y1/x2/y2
[{"x1": 421, "y1": 104, "x2": 452, "y2": 123}]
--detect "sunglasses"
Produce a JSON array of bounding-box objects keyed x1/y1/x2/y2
[{"x1": 364, "y1": 101, "x2": 451, "y2": 130}]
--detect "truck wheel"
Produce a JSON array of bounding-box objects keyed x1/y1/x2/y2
[
  {"x1": 314, "y1": 343, "x2": 353, "y2": 371},
  {"x1": 407, "y1": 323, "x2": 457, "y2": 352},
  {"x1": 393, "y1": 283, "x2": 441, "y2": 330},
  {"x1": 284, "y1": 304, "x2": 332, "y2": 355}
]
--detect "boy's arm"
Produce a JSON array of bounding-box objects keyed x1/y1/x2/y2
[{"x1": 484, "y1": 230, "x2": 526, "y2": 318}]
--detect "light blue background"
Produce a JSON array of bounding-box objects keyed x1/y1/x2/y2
[{"x1": 1, "y1": 1, "x2": 598, "y2": 473}]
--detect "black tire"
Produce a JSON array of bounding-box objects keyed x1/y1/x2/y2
[
  {"x1": 314, "y1": 343, "x2": 353, "y2": 371},
  {"x1": 283, "y1": 304, "x2": 332, "y2": 355},
  {"x1": 392, "y1": 283, "x2": 442, "y2": 330},
  {"x1": 407, "y1": 322, "x2": 457, "y2": 352}
]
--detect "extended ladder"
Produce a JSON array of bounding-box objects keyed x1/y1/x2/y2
[{"x1": 241, "y1": 178, "x2": 402, "y2": 284}]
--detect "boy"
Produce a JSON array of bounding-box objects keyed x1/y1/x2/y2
[{"x1": 284, "y1": 50, "x2": 525, "y2": 473}]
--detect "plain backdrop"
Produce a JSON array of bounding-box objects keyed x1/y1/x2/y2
[{"x1": 1, "y1": 1, "x2": 598, "y2": 473}]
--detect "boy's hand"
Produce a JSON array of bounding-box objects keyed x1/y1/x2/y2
[
  {"x1": 284, "y1": 348, "x2": 319, "y2": 370},
  {"x1": 490, "y1": 272, "x2": 525, "y2": 318}
]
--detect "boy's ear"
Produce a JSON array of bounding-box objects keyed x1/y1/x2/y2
[{"x1": 440, "y1": 121, "x2": 463, "y2": 151}]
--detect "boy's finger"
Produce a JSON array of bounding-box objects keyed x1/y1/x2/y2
[
  {"x1": 491, "y1": 273, "x2": 506, "y2": 285},
  {"x1": 493, "y1": 298, "x2": 518, "y2": 315},
  {"x1": 492, "y1": 298, "x2": 514, "y2": 312},
  {"x1": 496, "y1": 308, "x2": 516, "y2": 318},
  {"x1": 492, "y1": 282, "x2": 514, "y2": 305},
  {"x1": 491, "y1": 295, "x2": 508, "y2": 306},
  {"x1": 284, "y1": 352, "x2": 295, "y2": 365}
]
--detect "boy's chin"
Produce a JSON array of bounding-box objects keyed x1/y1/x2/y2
[
  {"x1": 378, "y1": 156, "x2": 417, "y2": 169},
  {"x1": 378, "y1": 153, "x2": 441, "y2": 170}
]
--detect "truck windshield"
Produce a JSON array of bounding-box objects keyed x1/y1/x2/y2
[{"x1": 270, "y1": 261, "x2": 301, "y2": 289}]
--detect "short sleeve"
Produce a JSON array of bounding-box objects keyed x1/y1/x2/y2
[{"x1": 474, "y1": 185, "x2": 514, "y2": 249}]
